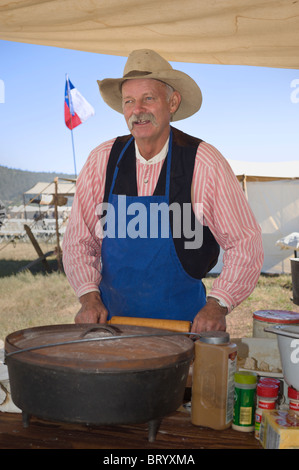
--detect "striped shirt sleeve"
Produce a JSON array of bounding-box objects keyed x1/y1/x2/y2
[
  {"x1": 62, "y1": 138, "x2": 263, "y2": 312},
  {"x1": 193, "y1": 142, "x2": 263, "y2": 312},
  {"x1": 62, "y1": 139, "x2": 115, "y2": 298}
]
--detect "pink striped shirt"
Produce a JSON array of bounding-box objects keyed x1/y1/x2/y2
[{"x1": 62, "y1": 135, "x2": 263, "y2": 313}]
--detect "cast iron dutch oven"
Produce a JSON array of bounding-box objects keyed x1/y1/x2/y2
[{"x1": 5, "y1": 323, "x2": 194, "y2": 441}]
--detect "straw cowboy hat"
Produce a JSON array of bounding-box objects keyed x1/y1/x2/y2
[{"x1": 97, "y1": 49, "x2": 202, "y2": 121}]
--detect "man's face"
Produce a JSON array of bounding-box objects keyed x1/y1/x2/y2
[{"x1": 121, "y1": 79, "x2": 180, "y2": 152}]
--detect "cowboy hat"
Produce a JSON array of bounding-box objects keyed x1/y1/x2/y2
[{"x1": 97, "y1": 49, "x2": 202, "y2": 121}]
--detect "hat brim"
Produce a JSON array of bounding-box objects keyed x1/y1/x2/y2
[{"x1": 97, "y1": 69, "x2": 202, "y2": 122}]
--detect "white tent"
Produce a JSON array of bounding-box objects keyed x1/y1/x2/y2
[
  {"x1": 210, "y1": 159, "x2": 299, "y2": 274},
  {"x1": 24, "y1": 181, "x2": 76, "y2": 197}
]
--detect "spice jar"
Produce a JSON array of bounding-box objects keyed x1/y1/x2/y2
[
  {"x1": 260, "y1": 377, "x2": 282, "y2": 405},
  {"x1": 259, "y1": 377, "x2": 281, "y2": 387},
  {"x1": 254, "y1": 381, "x2": 279, "y2": 439},
  {"x1": 232, "y1": 371, "x2": 257, "y2": 432},
  {"x1": 288, "y1": 387, "x2": 299, "y2": 413},
  {"x1": 286, "y1": 386, "x2": 299, "y2": 425},
  {"x1": 191, "y1": 331, "x2": 237, "y2": 430}
]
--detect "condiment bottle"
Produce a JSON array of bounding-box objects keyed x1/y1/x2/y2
[
  {"x1": 286, "y1": 386, "x2": 299, "y2": 426},
  {"x1": 191, "y1": 331, "x2": 237, "y2": 430},
  {"x1": 259, "y1": 377, "x2": 282, "y2": 406},
  {"x1": 232, "y1": 371, "x2": 257, "y2": 432},
  {"x1": 254, "y1": 381, "x2": 279, "y2": 439},
  {"x1": 288, "y1": 386, "x2": 299, "y2": 415},
  {"x1": 259, "y1": 377, "x2": 281, "y2": 387}
]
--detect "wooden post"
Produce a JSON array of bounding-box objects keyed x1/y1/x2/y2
[
  {"x1": 24, "y1": 224, "x2": 51, "y2": 273},
  {"x1": 241, "y1": 174, "x2": 248, "y2": 199},
  {"x1": 54, "y1": 177, "x2": 63, "y2": 272},
  {"x1": 23, "y1": 194, "x2": 28, "y2": 220}
]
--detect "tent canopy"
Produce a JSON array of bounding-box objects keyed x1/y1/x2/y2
[
  {"x1": 211, "y1": 160, "x2": 299, "y2": 274},
  {"x1": 0, "y1": 0, "x2": 299, "y2": 69},
  {"x1": 228, "y1": 159, "x2": 299, "y2": 182},
  {"x1": 25, "y1": 181, "x2": 76, "y2": 197}
]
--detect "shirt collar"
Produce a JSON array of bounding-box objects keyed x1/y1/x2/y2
[{"x1": 135, "y1": 138, "x2": 169, "y2": 165}]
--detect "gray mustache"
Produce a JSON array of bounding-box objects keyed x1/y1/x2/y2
[{"x1": 128, "y1": 113, "x2": 158, "y2": 130}]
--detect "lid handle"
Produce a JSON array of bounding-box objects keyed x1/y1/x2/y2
[
  {"x1": 80, "y1": 325, "x2": 121, "y2": 338},
  {"x1": 264, "y1": 325, "x2": 299, "y2": 339}
]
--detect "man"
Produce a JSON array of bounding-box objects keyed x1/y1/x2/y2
[{"x1": 62, "y1": 49, "x2": 263, "y2": 333}]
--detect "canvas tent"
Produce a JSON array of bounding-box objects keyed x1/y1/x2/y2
[
  {"x1": 23, "y1": 180, "x2": 76, "y2": 211},
  {"x1": 24, "y1": 181, "x2": 76, "y2": 201},
  {"x1": 211, "y1": 159, "x2": 299, "y2": 274},
  {"x1": 0, "y1": 0, "x2": 299, "y2": 69}
]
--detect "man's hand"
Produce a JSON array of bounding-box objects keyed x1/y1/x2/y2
[
  {"x1": 75, "y1": 291, "x2": 108, "y2": 324},
  {"x1": 191, "y1": 297, "x2": 227, "y2": 334}
]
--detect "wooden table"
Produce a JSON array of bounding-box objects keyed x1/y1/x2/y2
[{"x1": 0, "y1": 409, "x2": 262, "y2": 450}]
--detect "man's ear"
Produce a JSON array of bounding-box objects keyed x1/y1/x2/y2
[{"x1": 169, "y1": 91, "x2": 181, "y2": 114}]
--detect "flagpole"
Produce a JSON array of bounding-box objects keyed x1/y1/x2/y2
[
  {"x1": 66, "y1": 74, "x2": 77, "y2": 178},
  {"x1": 70, "y1": 127, "x2": 77, "y2": 178}
]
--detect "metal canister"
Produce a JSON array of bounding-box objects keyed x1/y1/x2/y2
[{"x1": 253, "y1": 310, "x2": 299, "y2": 338}]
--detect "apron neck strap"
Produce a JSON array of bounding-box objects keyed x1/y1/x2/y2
[
  {"x1": 110, "y1": 130, "x2": 173, "y2": 198},
  {"x1": 164, "y1": 130, "x2": 172, "y2": 197}
]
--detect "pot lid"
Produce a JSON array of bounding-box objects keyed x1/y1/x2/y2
[
  {"x1": 5, "y1": 323, "x2": 194, "y2": 372},
  {"x1": 253, "y1": 310, "x2": 299, "y2": 324}
]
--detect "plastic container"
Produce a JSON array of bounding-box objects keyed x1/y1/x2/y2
[
  {"x1": 288, "y1": 386, "x2": 299, "y2": 412},
  {"x1": 259, "y1": 377, "x2": 283, "y2": 405},
  {"x1": 254, "y1": 382, "x2": 279, "y2": 439},
  {"x1": 232, "y1": 371, "x2": 257, "y2": 432},
  {"x1": 259, "y1": 377, "x2": 281, "y2": 387},
  {"x1": 253, "y1": 310, "x2": 299, "y2": 338},
  {"x1": 191, "y1": 331, "x2": 237, "y2": 430},
  {"x1": 287, "y1": 386, "x2": 299, "y2": 425}
]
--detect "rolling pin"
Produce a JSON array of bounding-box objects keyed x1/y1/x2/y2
[{"x1": 108, "y1": 316, "x2": 191, "y2": 332}]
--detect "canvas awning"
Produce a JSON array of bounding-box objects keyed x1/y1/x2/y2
[
  {"x1": 0, "y1": 0, "x2": 299, "y2": 69},
  {"x1": 25, "y1": 182, "x2": 76, "y2": 197},
  {"x1": 228, "y1": 159, "x2": 299, "y2": 182}
]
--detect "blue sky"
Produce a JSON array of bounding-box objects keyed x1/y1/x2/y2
[{"x1": 0, "y1": 39, "x2": 298, "y2": 175}]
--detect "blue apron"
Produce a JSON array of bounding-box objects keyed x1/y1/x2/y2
[{"x1": 99, "y1": 131, "x2": 206, "y2": 321}]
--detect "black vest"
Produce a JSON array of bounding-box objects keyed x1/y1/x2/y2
[{"x1": 102, "y1": 126, "x2": 219, "y2": 279}]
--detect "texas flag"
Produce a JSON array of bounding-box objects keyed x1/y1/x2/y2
[{"x1": 64, "y1": 76, "x2": 95, "y2": 130}]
